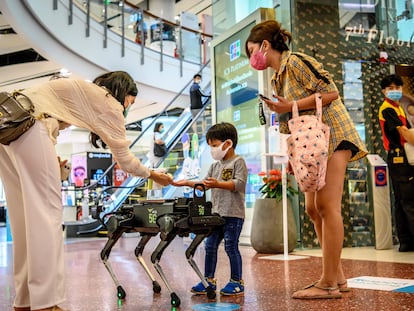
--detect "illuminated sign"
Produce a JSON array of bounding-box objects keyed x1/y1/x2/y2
[
  {"x1": 229, "y1": 39, "x2": 241, "y2": 61},
  {"x1": 374, "y1": 166, "x2": 387, "y2": 187}
]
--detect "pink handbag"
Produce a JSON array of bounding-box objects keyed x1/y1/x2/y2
[{"x1": 287, "y1": 93, "x2": 330, "y2": 192}]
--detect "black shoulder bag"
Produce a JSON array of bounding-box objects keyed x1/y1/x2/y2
[{"x1": 153, "y1": 134, "x2": 167, "y2": 157}]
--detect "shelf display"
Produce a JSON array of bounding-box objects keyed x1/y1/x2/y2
[{"x1": 346, "y1": 165, "x2": 374, "y2": 247}]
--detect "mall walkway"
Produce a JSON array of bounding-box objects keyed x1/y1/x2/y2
[{"x1": 0, "y1": 226, "x2": 413, "y2": 311}]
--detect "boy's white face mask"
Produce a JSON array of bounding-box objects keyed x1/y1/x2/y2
[{"x1": 210, "y1": 140, "x2": 232, "y2": 160}]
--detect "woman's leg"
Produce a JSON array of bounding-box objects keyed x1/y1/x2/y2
[
  {"x1": 11, "y1": 122, "x2": 66, "y2": 310},
  {"x1": 305, "y1": 192, "x2": 347, "y2": 286},
  {"x1": 0, "y1": 146, "x2": 31, "y2": 309},
  {"x1": 293, "y1": 150, "x2": 351, "y2": 298}
]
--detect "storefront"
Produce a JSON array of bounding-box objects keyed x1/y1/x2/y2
[{"x1": 210, "y1": 0, "x2": 414, "y2": 248}]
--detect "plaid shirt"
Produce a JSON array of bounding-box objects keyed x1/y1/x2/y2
[{"x1": 271, "y1": 51, "x2": 367, "y2": 161}]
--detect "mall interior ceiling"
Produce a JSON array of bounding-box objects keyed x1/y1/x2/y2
[{"x1": 0, "y1": 0, "x2": 211, "y2": 91}]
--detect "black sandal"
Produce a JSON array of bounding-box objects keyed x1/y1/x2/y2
[{"x1": 292, "y1": 282, "x2": 342, "y2": 299}]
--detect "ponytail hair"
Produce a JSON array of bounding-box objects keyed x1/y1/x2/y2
[
  {"x1": 245, "y1": 20, "x2": 292, "y2": 58},
  {"x1": 89, "y1": 71, "x2": 138, "y2": 149}
]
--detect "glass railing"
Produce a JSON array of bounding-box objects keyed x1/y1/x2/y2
[{"x1": 69, "y1": 0, "x2": 213, "y2": 70}]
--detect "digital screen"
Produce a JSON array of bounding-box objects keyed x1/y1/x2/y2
[
  {"x1": 214, "y1": 22, "x2": 258, "y2": 110},
  {"x1": 91, "y1": 168, "x2": 110, "y2": 186},
  {"x1": 87, "y1": 152, "x2": 112, "y2": 186},
  {"x1": 213, "y1": 21, "x2": 263, "y2": 204},
  {"x1": 71, "y1": 153, "x2": 87, "y2": 187}
]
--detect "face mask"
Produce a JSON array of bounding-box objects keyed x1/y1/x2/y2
[
  {"x1": 250, "y1": 43, "x2": 267, "y2": 70},
  {"x1": 123, "y1": 105, "x2": 130, "y2": 118},
  {"x1": 386, "y1": 90, "x2": 402, "y2": 102},
  {"x1": 160, "y1": 128, "x2": 165, "y2": 133},
  {"x1": 210, "y1": 140, "x2": 232, "y2": 161}
]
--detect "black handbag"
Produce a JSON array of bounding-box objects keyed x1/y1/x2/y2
[
  {"x1": 0, "y1": 91, "x2": 36, "y2": 145},
  {"x1": 154, "y1": 142, "x2": 167, "y2": 157}
]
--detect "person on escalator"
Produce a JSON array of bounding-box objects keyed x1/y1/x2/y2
[
  {"x1": 0, "y1": 71, "x2": 172, "y2": 311},
  {"x1": 148, "y1": 122, "x2": 166, "y2": 168},
  {"x1": 190, "y1": 74, "x2": 210, "y2": 134}
]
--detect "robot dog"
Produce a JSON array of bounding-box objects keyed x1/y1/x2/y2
[{"x1": 96, "y1": 185, "x2": 224, "y2": 307}]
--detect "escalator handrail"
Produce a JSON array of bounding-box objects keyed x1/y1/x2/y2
[
  {"x1": 76, "y1": 94, "x2": 211, "y2": 235},
  {"x1": 128, "y1": 60, "x2": 211, "y2": 149},
  {"x1": 75, "y1": 61, "x2": 210, "y2": 192}
]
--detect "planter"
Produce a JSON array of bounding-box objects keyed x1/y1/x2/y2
[{"x1": 250, "y1": 198, "x2": 297, "y2": 254}]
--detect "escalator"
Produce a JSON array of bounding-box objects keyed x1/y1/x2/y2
[{"x1": 68, "y1": 74, "x2": 212, "y2": 237}]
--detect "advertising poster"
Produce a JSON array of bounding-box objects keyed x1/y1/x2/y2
[{"x1": 71, "y1": 153, "x2": 87, "y2": 187}]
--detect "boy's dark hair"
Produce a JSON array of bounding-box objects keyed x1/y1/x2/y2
[
  {"x1": 380, "y1": 74, "x2": 403, "y2": 90},
  {"x1": 193, "y1": 74, "x2": 202, "y2": 80},
  {"x1": 206, "y1": 122, "x2": 238, "y2": 148}
]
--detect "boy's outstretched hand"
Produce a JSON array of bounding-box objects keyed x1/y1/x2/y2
[
  {"x1": 172, "y1": 179, "x2": 189, "y2": 187},
  {"x1": 203, "y1": 177, "x2": 218, "y2": 188}
]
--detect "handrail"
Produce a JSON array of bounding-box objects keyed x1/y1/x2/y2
[
  {"x1": 124, "y1": 1, "x2": 213, "y2": 40},
  {"x1": 78, "y1": 60, "x2": 210, "y2": 192},
  {"x1": 69, "y1": 0, "x2": 212, "y2": 68},
  {"x1": 129, "y1": 60, "x2": 210, "y2": 149},
  {"x1": 77, "y1": 76, "x2": 212, "y2": 234}
]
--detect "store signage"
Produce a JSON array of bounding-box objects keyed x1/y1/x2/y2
[
  {"x1": 344, "y1": 0, "x2": 414, "y2": 48},
  {"x1": 345, "y1": 26, "x2": 413, "y2": 48},
  {"x1": 374, "y1": 166, "x2": 387, "y2": 187},
  {"x1": 88, "y1": 152, "x2": 111, "y2": 159}
]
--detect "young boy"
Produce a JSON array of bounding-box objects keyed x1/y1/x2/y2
[{"x1": 173, "y1": 122, "x2": 247, "y2": 295}]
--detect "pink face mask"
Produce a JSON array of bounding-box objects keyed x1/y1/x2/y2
[{"x1": 250, "y1": 43, "x2": 267, "y2": 70}]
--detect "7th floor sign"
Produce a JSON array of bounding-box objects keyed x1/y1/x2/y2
[{"x1": 345, "y1": 25, "x2": 413, "y2": 48}]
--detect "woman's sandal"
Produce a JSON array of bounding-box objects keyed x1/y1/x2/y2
[
  {"x1": 338, "y1": 280, "x2": 351, "y2": 292},
  {"x1": 292, "y1": 282, "x2": 342, "y2": 299}
]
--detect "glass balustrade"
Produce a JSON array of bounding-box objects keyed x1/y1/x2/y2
[{"x1": 71, "y1": 0, "x2": 212, "y2": 66}]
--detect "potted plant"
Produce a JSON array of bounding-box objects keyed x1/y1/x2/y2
[
  {"x1": 250, "y1": 169, "x2": 298, "y2": 254},
  {"x1": 257, "y1": 169, "x2": 298, "y2": 201}
]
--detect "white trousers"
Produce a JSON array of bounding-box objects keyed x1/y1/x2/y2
[{"x1": 0, "y1": 121, "x2": 65, "y2": 309}]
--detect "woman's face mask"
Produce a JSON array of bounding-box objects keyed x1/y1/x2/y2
[
  {"x1": 210, "y1": 140, "x2": 232, "y2": 161},
  {"x1": 250, "y1": 42, "x2": 267, "y2": 71},
  {"x1": 123, "y1": 105, "x2": 131, "y2": 117},
  {"x1": 123, "y1": 95, "x2": 136, "y2": 118},
  {"x1": 386, "y1": 90, "x2": 403, "y2": 102}
]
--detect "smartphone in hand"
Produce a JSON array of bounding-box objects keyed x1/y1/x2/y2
[{"x1": 258, "y1": 93, "x2": 270, "y2": 101}]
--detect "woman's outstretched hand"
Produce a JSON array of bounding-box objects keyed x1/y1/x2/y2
[
  {"x1": 150, "y1": 170, "x2": 173, "y2": 186},
  {"x1": 171, "y1": 179, "x2": 188, "y2": 187}
]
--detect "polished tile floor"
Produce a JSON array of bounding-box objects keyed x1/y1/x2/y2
[{"x1": 0, "y1": 225, "x2": 413, "y2": 311}]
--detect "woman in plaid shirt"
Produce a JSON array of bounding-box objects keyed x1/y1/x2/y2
[{"x1": 246, "y1": 20, "x2": 367, "y2": 299}]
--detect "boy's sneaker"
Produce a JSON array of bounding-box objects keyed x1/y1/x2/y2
[
  {"x1": 220, "y1": 279, "x2": 244, "y2": 296},
  {"x1": 191, "y1": 279, "x2": 217, "y2": 295}
]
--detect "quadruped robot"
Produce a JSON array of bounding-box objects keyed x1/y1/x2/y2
[{"x1": 95, "y1": 185, "x2": 224, "y2": 307}]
